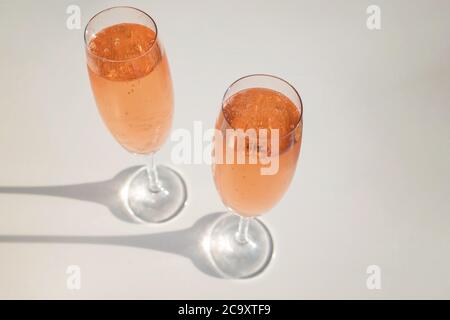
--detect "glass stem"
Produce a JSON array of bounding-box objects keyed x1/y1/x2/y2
[
  {"x1": 235, "y1": 216, "x2": 251, "y2": 244},
  {"x1": 146, "y1": 152, "x2": 162, "y2": 193}
]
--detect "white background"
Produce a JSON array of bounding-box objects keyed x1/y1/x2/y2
[{"x1": 0, "y1": 0, "x2": 449, "y2": 299}]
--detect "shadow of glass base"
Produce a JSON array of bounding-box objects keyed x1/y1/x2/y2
[
  {"x1": 0, "y1": 212, "x2": 225, "y2": 278},
  {"x1": 0, "y1": 166, "x2": 164, "y2": 224}
]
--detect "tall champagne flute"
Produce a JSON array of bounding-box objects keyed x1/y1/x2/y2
[
  {"x1": 211, "y1": 74, "x2": 303, "y2": 278},
  {"x1": 84, "y1": 7, "x2": 186, "y2": 223}
]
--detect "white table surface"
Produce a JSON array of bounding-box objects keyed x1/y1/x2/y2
[{"x1": 0, "y1": 0, "x2": 449, "y2": 299}]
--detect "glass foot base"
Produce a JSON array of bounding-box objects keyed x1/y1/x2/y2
[
  {"x1": 208, "y1": 213, "x2": 274, "y2": 278},
  {"x1": 124, "y1": 165, "x2": 187, "y2": 223}
]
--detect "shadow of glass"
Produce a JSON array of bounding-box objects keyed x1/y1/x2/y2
[
  {"x1": 0, "y1": 167, "x2": 227, "y2": 278},
  {"x1": 0, "y1": 166, "x2": 158, "y2": 223},
  {"x1": 0, "y1": 211, "x2": 225, "y2": 278}
]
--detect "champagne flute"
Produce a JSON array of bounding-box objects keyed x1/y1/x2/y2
[
  {"x1": 210, "y1": 74, "x2": 303, "y2": 278},
  {"x1": 84, "y1": 7, "x2": 186, "y2": 223}
]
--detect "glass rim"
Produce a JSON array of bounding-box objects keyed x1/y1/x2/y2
[
  {"x1": 83, "y1": 6, "x2": 159, "y2": 63},
  {"x1": 221, "y1": 74, "x2": 304, "y2": 138}
]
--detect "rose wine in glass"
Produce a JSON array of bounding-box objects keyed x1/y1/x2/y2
[
  {"x1": 85, "y1": 7, "x2": 186, "y2": 223},
  {"x1": 210, "y1": 75, "x2": 303, "y2": 278},
  {"x1": 87, "y1": 23, "x2": 172, "y2": 154}
]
